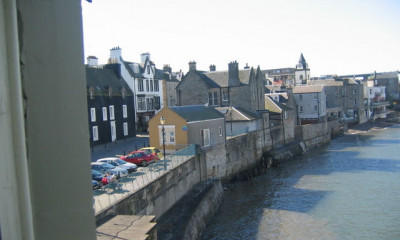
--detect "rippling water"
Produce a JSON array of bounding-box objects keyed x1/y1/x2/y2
[{"x1": 201, "y1": 126, "x2": 400, "y2": 240}]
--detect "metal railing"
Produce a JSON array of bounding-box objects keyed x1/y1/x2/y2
[{"x1": 92, "y1": 144, "x2": 197, "y2": 215}]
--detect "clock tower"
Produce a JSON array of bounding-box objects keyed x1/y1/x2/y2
[{"x1": 295, "y1": 53, "x2": 310, "y2": 85}]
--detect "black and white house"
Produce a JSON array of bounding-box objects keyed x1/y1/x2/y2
[{"x1": 86, "y1": 64, "x2": 136, "y2": 146}]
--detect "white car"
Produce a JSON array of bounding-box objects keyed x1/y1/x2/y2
[
  {"x1": 97, "y1": 157, "x2": 137, "y2": 173},
  {"x1": 90, "y1": 162, "x2": 129, "y2": 178}
]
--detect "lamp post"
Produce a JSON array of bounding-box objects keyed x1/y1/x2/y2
[{"x1": 160, "y1": 116, "x2": 166, "y2": 171}]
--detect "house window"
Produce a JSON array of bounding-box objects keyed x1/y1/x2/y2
[
  {"x1": 208, "y1": 91, "x2": 218, "y2": 106},
  {"x1": 123, "y1": 105, "x2": 127, "y2": 118},
  {"x1": 314, "y1": 105, "x2": 318, "y2": 111},
  {"x1": 222, "y1": 88, "x2": 229, "y2": 102},
  {"x1": 109, "y1": 105, "x2": 115, "y2": 120},
  {"x1": 92, "y1": 126, "x2": 98, "y2": 141},
  {"x1": 299, "y1": 106, "x2": 303, "y2": 113},
  {"x1": 150, "y1": 79, "x2": 154, "y2": 92},
  {"x1": 138, "y1": 79, "x2": 144, "y2": 92},
  {"x1": 169, "y1": 132, "x2": 175, "y2": 143},
  {"x1": 159, "y1": 125, "x2": 175, "y2": 145},
  {"x1": 201, "y1": 129, "x2": 211, "y2": 147},
  {"x1": 123, "y1": 122, "x2": 128, "y2": 136},
  {"x1": 147, "y1": 66, "x2": 150, "y2": 74},
  {"x1": 219, "y1": 126, "x2": 223, "y2": 136},
  {"x1": 90, "y1": 108, "x2": 96, "y2": 122},
  {"x1": 354, "y1": 99, "x2": 357, "y2": 106},
  {"x1": 102, "y1": 107, "x2": 108, "y2": 121},
  {"x1": 108, "y1": 87, "x2": 112, "y2": 98},
  {"x1": 137, "y1": 96, "x2": 146, "y2": 110},
  {"x1": 89, "y1": 88, "x2": 94, "y2": 99},
  {"x1": 154, "y1": 80, "x2": 159, "y2": 91},
  {"x1": 146, "y1": 80, "x2": 149, "y2": 91},
  {"x1": 122, "y1": 88, "x2": 126, "y2": 98},
  {"x1": 299, "y1": 95, "x2": 303, "y2": 101},
  {"x1": 313, "y1": 94, "x2": 317, "y2": 101},
  {"x1": 284, "y1": 111, "x2": 288, "y2": 119},
  {"x1": 154, "y1": 96, "x2": 161, "y2": 110},
  {"x1": 146, "y1": 98, "x2": 153, "y2": 110},
  {"x1": 353, "y1": 90, "x2": 356, "y2": 94}
]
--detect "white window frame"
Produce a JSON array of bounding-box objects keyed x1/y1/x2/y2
[
  {"x1": 102, "y1": 107, "x2": 108, "y2": 121},
  {"x1": 123, "y1": 122, "x2": 128, "y2": 136},
  {"x1": 158, "y1": 125, "x2": 176, "y2": 146},
  {"x1": 92, "y1": 126, "x2": 98, "y2": 141},
  {"x1": 201, "y1": 129, "x2": 211, "y2": 147},
  {"x1": 219, "y1": 126, "x2": 223, "y2": 136},
  {"x1": 90, "y1": 108, "x2": 96, "y2": 122},
  {"x1": 122, "y1": 104, "x2": 127, "y2": 118},
  {"x1": 109, "y1": 105, "x2": 115, "y2": 120},
  {"x1": 222, "y1": 88, "x2": 229, "y2": 102},
  {"x1": 284, "y1": 111, "x2": 288, "y2": 119}
]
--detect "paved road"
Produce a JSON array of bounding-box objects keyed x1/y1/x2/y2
[{"x1": 90, "y1": 134, "x2": 149, "y2": 162}]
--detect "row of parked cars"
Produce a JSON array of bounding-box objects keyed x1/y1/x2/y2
[{"x1": 91, "y1": 147, "x2": 163, "y2": 190}]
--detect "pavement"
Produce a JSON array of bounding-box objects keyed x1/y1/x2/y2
[
  {"x1": 90, "y1": 134, "x2": 150, "y2": 162},
  {"x1": 91, "y1": 134, "x2": 197, "y2": 216}
]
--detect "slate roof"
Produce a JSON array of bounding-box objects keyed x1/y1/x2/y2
[
  {"x1": 170, "y1": 105, "x2": 224, "y2": 122},
  {"x1": 203, "y1": 69, "x2": 252, "y2": 87},
  {"x1": 292, "y1": 85, "x2": 324, "y2": 94},
  {"x1": 265, "y1": 97, "x2": 292, "y2": 113},
  {"x1": 308, "y1": 79, "x2": 343, "y2": 86},
  {"x1": 121, "y1": 57, "x2": 144, "y2": 78},
  {"x1": 215, "y1": 106, "x2": 261, "y2": 121},
  {"x1": 156, "y1": 69, "x2": 180, "y2": 82},
  {"x1": 86, "y1": 66, "x2": 133, "y2": 96}
]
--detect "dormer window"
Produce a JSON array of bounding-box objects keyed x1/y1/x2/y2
[
  {"x1": 89, "y1": 87, "x2": 94, "y2": 100},
  {"x1": 122, "y1": 88, "x2": 126, "y2": 98}
]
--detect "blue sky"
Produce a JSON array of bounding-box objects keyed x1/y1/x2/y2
[{"x1": 82, "y1": 0, "x2": 400, "y2": 76}]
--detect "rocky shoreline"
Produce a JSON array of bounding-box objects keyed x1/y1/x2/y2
[{"x1": 346, "y1": 110, "x2": 400, "y2": 135}]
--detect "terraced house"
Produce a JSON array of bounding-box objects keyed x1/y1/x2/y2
[
  {"x1": 85, "y1": 64, "x2": 136, "y2": 146},
  {"x1": 176, "y1": 61, "x2": 265, "y2": 112},
  {"x1": 108, "y1": 48, "x2": 164, "y2": 132}
]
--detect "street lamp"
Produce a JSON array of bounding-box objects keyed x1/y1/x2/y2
[{"x1": 160, "y1": 116, "x2": 166, "y2": 171}]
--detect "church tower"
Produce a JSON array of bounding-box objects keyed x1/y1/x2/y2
[{"x1": 294, "y1": 53, "x2": 310, "y2": 85}]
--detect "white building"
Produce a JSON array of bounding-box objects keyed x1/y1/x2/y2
[
  {"x1": 292, "y1": 85, "x2": 327, "y2": 124},
  {"x1": 107, "y1": 48, "x2": 164, "y2": 132}
]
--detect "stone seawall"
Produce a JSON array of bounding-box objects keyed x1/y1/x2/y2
[
  {"x1": 95, "y1": 154, "x2": 202, "y2": 225},
  {"x1": 181, "y1": 181, "x2": 224, "y2": 240}
]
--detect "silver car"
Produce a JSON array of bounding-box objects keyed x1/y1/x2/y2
[
  {"x1": 90, "y1": 162, "x2": 128, "y2": 178},
  {"x1": 96, "y1": 157, "x2": 137, "y2": 173}
]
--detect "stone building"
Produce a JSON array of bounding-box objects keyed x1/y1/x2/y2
[
  {"x1": 176, "y1": 61, "x2": 265, "y2": 112},
  {"x1": 292, "y1": 85, "x2": 327, "y2": 124}
]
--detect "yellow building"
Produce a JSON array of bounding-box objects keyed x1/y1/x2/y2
[{"x1": 149, "y1": 106, "x2": 225, "y2": 153}]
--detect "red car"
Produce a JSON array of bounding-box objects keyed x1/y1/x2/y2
[{"x1": 120, "y1": 151, "x2": 156, "y2": 167}]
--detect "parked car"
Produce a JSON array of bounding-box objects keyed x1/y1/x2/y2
[
  {"x1": 139, "y1": 147, "x2": 164, "y2": 160},
  {"x1": 91, "y1": 169, "x2": 104, "y2": 182},
  {"x1": 90, "y1": 162, "x2": 129, "y2": 178},
  {"x1": 97, "y1": 157, "x2": 137, "y2": 173},
  {"x1": 92, "y1": 180, "x2": 101, "y2": 190},
  {"x1": 120, "y1": 151, "x2": 156, "y2": 167}
]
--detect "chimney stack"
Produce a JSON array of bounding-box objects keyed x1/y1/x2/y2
[
  {"x1": 244, "y1": 63, "x2": 250, "y2": 69},
  {"x1": 163, "y1": 64, "x2": 172, "y2": 74},
  {"x1": 209, "y1": 64, "x2": 216, "y2": 71},
  {"x1": 188, "y1": 61, "x2": 197, "y2": 72},
  {"x1": 87, "y1": 56, "x2": 98, "y2": 66},
  {"x1": 109, "y1": 46, "x2": 122, "y2": 64},
  {"x1": 228, "y1": 61, "x2": 240, "y2": 86},
  {"x1": 141, "y1": 52, "x2": 150, "y2": 63}
]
